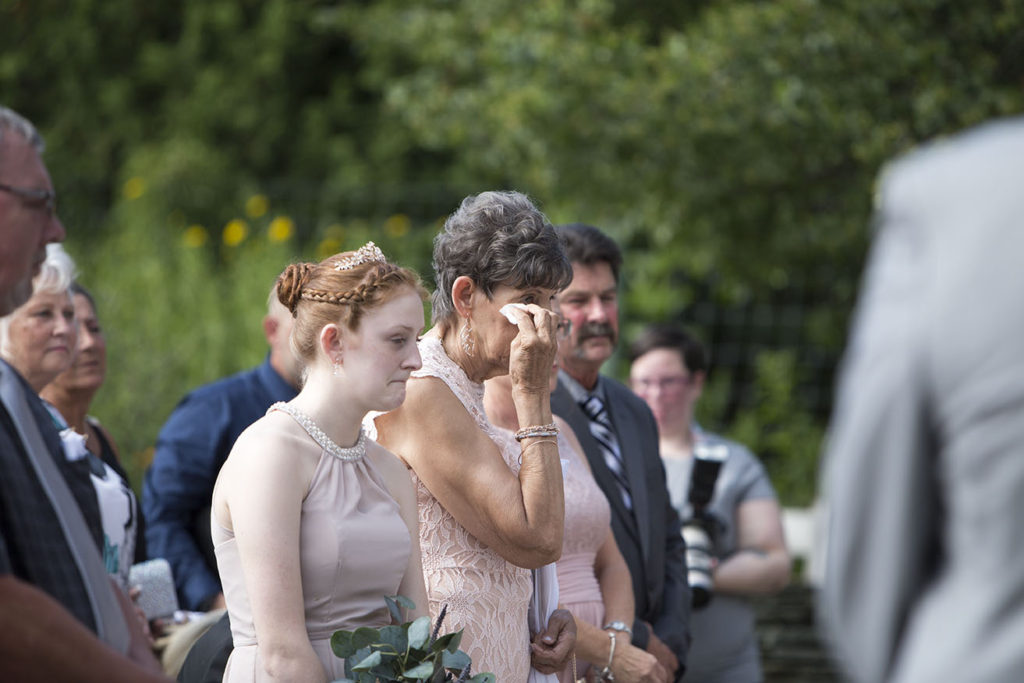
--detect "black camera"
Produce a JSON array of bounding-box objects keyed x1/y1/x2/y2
[{"x1": 682, "y1": 441, "x2": 727, "y2": 609}]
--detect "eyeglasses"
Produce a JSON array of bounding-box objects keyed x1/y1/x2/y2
[
  {"x1": 0, "y1": 182, "x2": 57, "y2": 217},
  {"x1": 632, "y1": 375, "x2": 692, "y2": 392},
  {"x1": 555, "y1": 315, "x2": 572, "y2": 340}
]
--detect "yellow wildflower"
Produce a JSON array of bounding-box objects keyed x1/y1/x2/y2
[
  {"x1": 323, "y1": 223, "x2": 345, "y2": 239},
  {"x1": 122, "y1": 177, "x2": 146, "y2": 200},
  {"x1": 268, "y1": 216, "x2": 295, "y2": 243},
  {"x1": 245, "y1": 194, "x2": 269, "y2": 218},
  {"x1": 183, "y1": 225, "x2": 208, "y2": 248},
  {"x1": 317, "y1": 237, "x2": 342, "y2": 260},
  {"x1": 223, "y1": 219, "x2": 249, "y2": 247},
  {"x1": 384, "y1": 213, "x2": 411, "y2": 238}
]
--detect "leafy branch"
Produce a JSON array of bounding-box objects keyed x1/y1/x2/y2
[{"x1": 331, "y1": 595, "x2": 495, "y2": 683}]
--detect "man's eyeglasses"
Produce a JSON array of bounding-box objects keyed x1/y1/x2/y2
[{"x1": 0, "y1": 182, "x2": 57, "y2": 217}]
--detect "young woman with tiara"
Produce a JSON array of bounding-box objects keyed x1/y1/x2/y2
[{"x1": 211, "y1": 243, "x2": 430, "y2": 682}]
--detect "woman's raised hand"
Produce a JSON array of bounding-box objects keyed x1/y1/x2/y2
[{"x1": 502, "y1": 303, "x2": 559, "y2": 397}]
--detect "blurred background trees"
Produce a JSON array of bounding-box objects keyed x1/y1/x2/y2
[{"x1": 3, "y1": 0, "x2": 1022, "y2": 503}]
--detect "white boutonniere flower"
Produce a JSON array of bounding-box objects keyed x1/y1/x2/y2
[{"x1": 60, "y1": 427, "x2": 90, "y2": 462}]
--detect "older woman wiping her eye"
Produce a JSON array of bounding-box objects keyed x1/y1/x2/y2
[{"x1": 371, "y1": 191, "x2": 577, "y2": 680}]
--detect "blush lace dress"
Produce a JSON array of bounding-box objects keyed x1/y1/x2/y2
[
  {"x1": 405, "y1": 337, "x2": 533, "y2": 681},
  {"x1": 553, "y1": 434, "x2": 611, "y2": 681}
]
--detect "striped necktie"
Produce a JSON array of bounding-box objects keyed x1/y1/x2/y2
[{"x1": 579, "y1": 394, "x2": 632, "y2": 510}]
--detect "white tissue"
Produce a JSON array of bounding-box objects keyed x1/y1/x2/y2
[{"x1": 499, "y1": 302, "x2": 530, "y2": 324}]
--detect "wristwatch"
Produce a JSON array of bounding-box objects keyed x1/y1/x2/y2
[{"x1": 603, "y1": 620, "x2": 633, "y2": 636}]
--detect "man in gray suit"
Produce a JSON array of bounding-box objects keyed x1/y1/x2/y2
[
  {"x1": 819, "y1": 116, "x2": 1024, "y2": 683},
  {"x1": 552, "y1": 223, "x2": 690, "y2": 681}
]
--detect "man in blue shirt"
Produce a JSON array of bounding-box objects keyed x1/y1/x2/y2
[{"x1": 143, "y1": 289, "x2": 300, "y2": 612}]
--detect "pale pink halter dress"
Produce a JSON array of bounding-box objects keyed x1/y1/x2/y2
[
  {"x1": 213, "y1": 406, "x2": 411, "y2": 682},
  {"x1": 491, "y1": 423, "x2": 612, "y2": 681},
  {"x1": 408, "y1": 337, "x2": 533, "y2": 681},
  {"x1": 553, "y1": 432, "x2": 612, "y2": 681}
]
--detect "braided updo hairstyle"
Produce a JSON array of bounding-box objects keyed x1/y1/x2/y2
[{"x1": 276, "y1": 247, "x2": 426, "y2": 366}]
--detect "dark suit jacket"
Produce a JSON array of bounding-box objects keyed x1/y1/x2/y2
[
  {"x1": 0, "y1": 360, "x2": 105, "y2": 631},
  {"x1": 553, "y1": 375, "x2": 690, "y2": 664}
]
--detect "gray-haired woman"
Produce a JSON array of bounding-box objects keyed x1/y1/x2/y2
[
  {"x1": 1, "y1": 244, "x2": 140, "y2": 590},
  {"x1": 372, "y1": 191, "x2": 577, "y2": 680}
]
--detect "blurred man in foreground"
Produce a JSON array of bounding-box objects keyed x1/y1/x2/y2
[{"x1": 820, "y1": 116, "x2": 1024, "y2": 683}]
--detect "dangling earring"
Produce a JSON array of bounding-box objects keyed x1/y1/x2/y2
[
  {"x1": 332, "y1": 357, "x2": 342, "y2": 376},
  {"x1": 460, "y1": 319, "x2": 475, "y2": 357}
]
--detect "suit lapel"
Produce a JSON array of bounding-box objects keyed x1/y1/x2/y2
[{"x1": 552, "y1": 381, "x2": 641, "y2": 545}]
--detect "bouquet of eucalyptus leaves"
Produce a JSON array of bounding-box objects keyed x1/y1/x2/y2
[{"x1": 331, "y1": 595, "x2": 495, "y2": 683}]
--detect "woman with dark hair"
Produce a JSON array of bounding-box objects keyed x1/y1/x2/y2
[
  {"x1": 42, "y1": 281, "x2": 146, "y2": 563},
  {"x1": 371, "y1": 191, "x2": 577, "y2": 680},
  {"x1": 212, "y1": 243, "x2": 430, "y2": 681},
  {"x1": 629, "y1": 324, "x2": 790, "y2": 683}
]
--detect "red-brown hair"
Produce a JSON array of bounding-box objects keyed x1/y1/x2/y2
[{"x1": 276, "y1": 248, "x2": 426, "y2": 365}]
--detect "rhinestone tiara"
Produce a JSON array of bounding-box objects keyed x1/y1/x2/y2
[{"x1": 334, "y1": 241, "x2": 387, "y2": 271}]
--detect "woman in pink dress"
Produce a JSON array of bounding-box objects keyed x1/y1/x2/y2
[
  {"x1": 211, "y1": 244, "x2": 430, "y2": 682},
  {"x1": 485, "y1": 316, "x2": 669, "y2": 683},
  {"x1": 372, "y1": 191, "x2": 577, "y2": 680}
]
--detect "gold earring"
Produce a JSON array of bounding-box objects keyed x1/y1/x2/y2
[{"x1": 460, "y1": 319, "x2": 475, "y2": 357}]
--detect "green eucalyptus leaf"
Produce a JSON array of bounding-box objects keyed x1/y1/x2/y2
[
  {"x1": 441, "y1": 650, "x2": 470, "y2": 670},
  {"x1": 384, "y1": 595, "x2": 404, "y2": 624},
  {"x1": 430, "y1": 631, "x2": 457, "y2": 653},
  {"x1": 407, "y1": 615, "x2": 431, "y2": 650},
  {"x1": 384, "y1": 594, "x2": 416, "y2": 624},
  {"x1": 351, "y1": 650, "x2": 382, "y2": 671},
  {"x1": 402, "y1": 661, "x2": 437, "y2": 679},
  {"x1": 392, "y1": 594, "x2": 417, "y2": 611},
  {"x1": 468, "y1": 673, "x2": 495, "y2": 683},
  {"x1": 331, "y1": 630, "x2": 357, "y2": 659},
  {"x1": 351, "y1": 627, "x2": 380, "y2": 651},
  {"x1": 445, "y1": 629, "x2": 463, "y2": 654},
  {"x1": 378, "y1": 624, "x2": 408, "y2": 655}
]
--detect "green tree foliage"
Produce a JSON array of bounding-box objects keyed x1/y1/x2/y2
[{"x1": 2, "y1": 0, "x2": 1021, "y2": 501}]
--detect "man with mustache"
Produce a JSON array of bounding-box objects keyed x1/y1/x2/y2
[{"x1": 552, "y1": 223, "x2": 691, "y2": 681}]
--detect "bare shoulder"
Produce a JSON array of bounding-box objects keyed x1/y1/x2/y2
[
  {"x1": 214, "y1": 411, "x2": 321, "y2": 529},
  {"x1": 222, "y1": 411, "x2": 320, "y2": 479},
  {"x1": 375, "y1": 374, "x2": 482, "y2": 461}
]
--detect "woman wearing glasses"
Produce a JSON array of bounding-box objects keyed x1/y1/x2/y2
[{"x1": 629, "y1": 325, "x2": 790, "y2": 683}]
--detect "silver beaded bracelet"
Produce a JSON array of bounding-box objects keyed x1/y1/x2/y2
[
  {"x1": 514, "y1": 422, "x2": 560, "y2": 441},
  {"x1": 597, "y1": 630, "x2": 617, "y2": 681}
]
